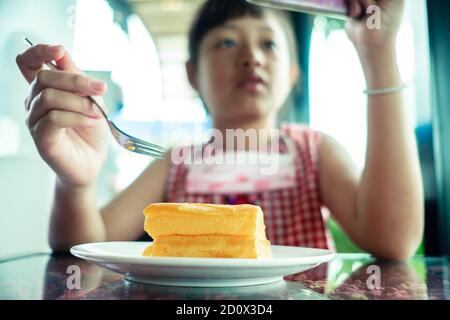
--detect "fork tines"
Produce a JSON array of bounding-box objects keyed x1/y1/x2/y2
[{"x1": 128, "y1": 139, "x2": 166, "y2": 159}]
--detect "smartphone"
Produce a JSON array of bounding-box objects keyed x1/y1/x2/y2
[{"x1": 247, "y1": 0, "x2": 348, "y2": 19}]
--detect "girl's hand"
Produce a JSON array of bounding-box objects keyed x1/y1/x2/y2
[
  {"x1": 345, "y1": 0, "x2": 405, "y2": 52},
  {"x1": 16, "y1": 45, "x2": 109, "y2": 189}
]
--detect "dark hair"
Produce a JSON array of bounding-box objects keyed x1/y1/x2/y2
[{"x1": 188, "y1": 0, "x2": 298, "y2": 67}]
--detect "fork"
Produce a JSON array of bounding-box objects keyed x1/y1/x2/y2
[{"x1": 24, "y1": 38, "x2": 166, "y2": 159}]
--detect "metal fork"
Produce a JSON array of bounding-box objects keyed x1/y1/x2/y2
[{"x1": 24, "y1": 38, "x2": 166, "y2": 159}]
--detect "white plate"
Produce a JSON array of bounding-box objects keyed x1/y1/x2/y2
[{"x1": 70, "y1": 242, "x2": 335, "y2": 287}]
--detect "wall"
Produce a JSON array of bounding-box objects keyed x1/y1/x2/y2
[{"x1": 0, "y1": 0, "x2": 76, "y2": 256}]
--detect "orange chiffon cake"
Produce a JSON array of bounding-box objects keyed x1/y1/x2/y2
[{"x1": 142, "y1": 203, "x2": 272, "y2": 259}]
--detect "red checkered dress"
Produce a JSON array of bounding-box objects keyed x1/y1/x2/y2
[{"x1": 164, "y1": 124, "x2": 334, "y2": 250}]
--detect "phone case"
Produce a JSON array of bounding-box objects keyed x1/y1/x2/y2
[{"x1": 247, "y1": 0, "x2": 348, "y2": 19}]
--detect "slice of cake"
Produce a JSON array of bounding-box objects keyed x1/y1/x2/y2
[{"x1": 142, "y1": 203, "x2": 272, "y2": 259}]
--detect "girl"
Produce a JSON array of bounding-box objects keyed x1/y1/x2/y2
[{"x1": 16, "y1": 0, "x2": 423, "y2": 260}]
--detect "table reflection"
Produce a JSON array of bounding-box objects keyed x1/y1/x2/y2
[
  {"x1": 329, "y1": 260, "x2": 428, "y2": 300},
  {"x1": 292, "y1": 256, "x2": 443, "y2": 300}
]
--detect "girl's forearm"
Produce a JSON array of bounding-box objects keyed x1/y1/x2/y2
[
  {"x1": 356, "y1": 47, "x2": 424, "y2": 259},
  {"x1": 48, "y1": 178, "x2": 107, "y2": 252}
]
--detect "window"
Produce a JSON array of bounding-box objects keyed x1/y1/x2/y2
[
  {"x1": 308, "y1": 0, "x2": 431, "y2": 169},
  {"x1": 72, "y1": 0, "x2": 209, "y2": 195},
  {"x1": 73, "y1": 0, "x2": 163, "y2": 121}
]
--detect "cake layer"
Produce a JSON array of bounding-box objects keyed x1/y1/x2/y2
[
  {"x1": 143, "y1": 235, "x2": 272, "y2": 259},
  {"x1": 143, "y1": 203, "x2": 266, "y2": 238}
]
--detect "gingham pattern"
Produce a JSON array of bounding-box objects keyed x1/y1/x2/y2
[{"x1": 164, "y1": 124, "x2": 334, "y2": 250}]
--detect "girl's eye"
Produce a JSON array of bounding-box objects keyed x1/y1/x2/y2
[
  {"x1": 218, "y1": 38, "x2": 237, "y2": 48},
  {"x1": 263, "y1": 40, "x2": 277, "y2": 50}
]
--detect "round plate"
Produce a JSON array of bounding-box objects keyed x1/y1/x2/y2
[{"x1": 70, "y1": 242, "x2": 334, "y2": 287}]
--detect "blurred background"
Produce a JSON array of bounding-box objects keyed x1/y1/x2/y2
[{"x1": 0, "y1": 0, "x2": 448, "y2": 258}]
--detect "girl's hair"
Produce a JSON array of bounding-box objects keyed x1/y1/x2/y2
[{"x1": 188, "y1": 0, "x2": 299, "y2": 67}]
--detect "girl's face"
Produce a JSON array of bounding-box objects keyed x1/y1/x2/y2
[{"x1": 189, "y1": 13, "x2": 297, "y2": 127}]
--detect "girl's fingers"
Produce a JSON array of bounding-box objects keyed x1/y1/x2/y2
[
  {"x1": 54, "y1": 48, "x2": 83, "y2": 74},
  {"x1": 346, "y1": 0, "x2": 363, "y2": 18},
  {"x1": 26, "y1": 70, "x2": 107, "y2": 111},
  {"x1": 32, "y1": 110, "x2": 102, "y2": 145},
  {"x1": 346, "y1": 0, "x2": 356, "y2": 17},
  {"x1": 16, "y1": 44, "x2": 66, "y2": 83},
  {"x1": 361, "y1": 0, "x2": 375, "y2": 13},
  {"x1": 39, "y1": 110, "x2": 100, "y2": 131},
  {"x1": 356, "y1": 0, "x2": 376, "y2": 19},
  {"x1": 27, "y1": 88, "x2": 103, "y2": 130}
]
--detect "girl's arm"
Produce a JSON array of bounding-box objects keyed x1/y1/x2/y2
[
  {"x1": 318, "y1": 0, "x2": 424, "y2": 260},
  {"x1": 100, "y1": 154, "x2": 171, "y2": 242},
  {"x1": 50, "y1": 155, "x2": 170, "y2": 251}
]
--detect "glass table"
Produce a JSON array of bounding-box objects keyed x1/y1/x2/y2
[{"x1": 0, "y1": 253, "x2": 448, "y2": 300}]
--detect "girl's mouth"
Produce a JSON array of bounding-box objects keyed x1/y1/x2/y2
[{"x1": 236, "y1": 75, "x2": 266, "y2": 94}]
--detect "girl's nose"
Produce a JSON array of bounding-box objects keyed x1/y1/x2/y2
[{"x1": 238, "y1": 45, "x2": 263, "y2": 68}]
